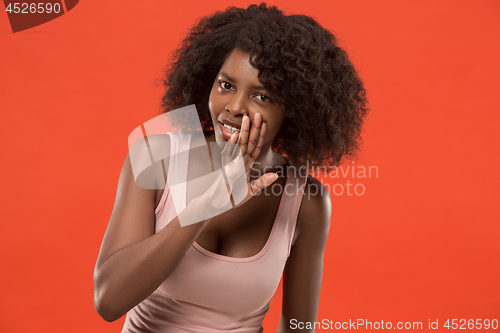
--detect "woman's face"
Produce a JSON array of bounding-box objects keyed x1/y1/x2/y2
[{"x1": 208, "y1": 49, "x2": 286, "y2": 146}]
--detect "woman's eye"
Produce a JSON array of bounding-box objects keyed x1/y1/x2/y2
[
  {"x1": 219, "y1": 80, "x2": 232, "y2": 90},
  {"x1": 256, "y1": 94, "x2": 270, "y2": 102}
]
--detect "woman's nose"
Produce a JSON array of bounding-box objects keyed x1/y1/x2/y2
[{"x1": 225, "y1": 93, "x2": 247, "y2": 117}]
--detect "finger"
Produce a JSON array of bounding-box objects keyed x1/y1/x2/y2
[
  {"x1": 229, "y1": 130, "x2": 239, "y2": 144},
  {"x1": 238, "y1": 114, "x2": 250, "y2": 156},
  {"x1": 249, "y1": 172, "x2": 279, "y2": 195},
  {"x1": 221, "y1": 131, "x2": 239, "y2": 166},
  {"x1": 250, "y1": 121, "x2": 267, "y2": 160},
  {"x1": 246, "y1": 113, "x2": 262, "y2": 155},
  {"x1": 243, "y1": 155, "x2": 255, "y2": 171}
]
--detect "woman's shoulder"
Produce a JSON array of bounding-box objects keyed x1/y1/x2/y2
[{"x1": 295, "y1": 175, "x2": 332, "y2": 241}]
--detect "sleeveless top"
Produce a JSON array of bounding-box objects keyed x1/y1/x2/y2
[{"x1": 122, "y1": 131, "x2": 307, "y2": 333}]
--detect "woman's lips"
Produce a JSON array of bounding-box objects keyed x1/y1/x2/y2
[
  {"x1": 219, "y1": 118, "x2": 242, "y2": 129},
  {"x1": 219, "y1": 122, "x2": 240, "y2": 141},
  {"x1": 218, "y1": 118, "x2": 242, "y2": 141}
]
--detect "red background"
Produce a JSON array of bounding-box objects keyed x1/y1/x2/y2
[{"x1": 1, "y1": 0, "x2": 499, "y2": 332}]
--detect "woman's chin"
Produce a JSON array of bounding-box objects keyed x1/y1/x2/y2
[
  {"x1": 215, "y1": 133, "x2": 227, "y2": 143},
  {"x1": 204, "y1": 131, "x2": 223, "y2": 143}
]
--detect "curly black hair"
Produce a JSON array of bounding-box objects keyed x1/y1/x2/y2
[{"x1": 160, "y1": 3, "x2": 369, "y2": 173}]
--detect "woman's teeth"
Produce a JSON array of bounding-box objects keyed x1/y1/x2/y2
[{"x1": 223, "y1": 123, "x2": 240, "y2": 133}]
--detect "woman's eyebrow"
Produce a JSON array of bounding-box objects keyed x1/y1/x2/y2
[
  {"x1": 219, "y1": 72, "x2": 266, "y2": 91},
  {"x1": 219, "y1": 72, "x2": 235, "y2": 82}
]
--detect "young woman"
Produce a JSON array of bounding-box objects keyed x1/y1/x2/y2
[{"x1": 94, "y1": 3, "x2": 368, "y2": 332}]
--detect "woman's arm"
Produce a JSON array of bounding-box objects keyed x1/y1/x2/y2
[
  {"x1": 94, "y1": 140, "x2": 213, "y2": 322},
  {"x1": 277, "y1": 177, "x2": 332, "y2": 333}
]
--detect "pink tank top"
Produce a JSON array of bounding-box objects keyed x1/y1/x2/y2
[{"x1": 122, "y1": 131, "x2": 307, "y2": 333}]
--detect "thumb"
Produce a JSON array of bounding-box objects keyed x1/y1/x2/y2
[{"x1": 250, "y1": 173, "x2": 279, "y2": 194}]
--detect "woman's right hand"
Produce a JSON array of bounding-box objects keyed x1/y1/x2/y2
[
  {"x1": 182, "y1": 113, "x2": 279, "y2": 225},
  {"x1": 228, "y1": 112, "x2": 279, "y2": 205}
]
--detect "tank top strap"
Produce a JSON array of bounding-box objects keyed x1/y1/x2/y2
[
  {"x1": 273, "y1": 166, "x2": 308, "y2": 257},
  {"x1": 165, "y1": 131, "x2": 191, "y2": 212}
]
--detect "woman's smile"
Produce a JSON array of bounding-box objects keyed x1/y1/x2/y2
[{"x1": 219, "y1": 118, "x2": 242, "y2": 141}]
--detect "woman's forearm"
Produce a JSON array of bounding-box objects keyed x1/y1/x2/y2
[{"x1": 94, "y1": 201, "x2": 211, "y2": 322}]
